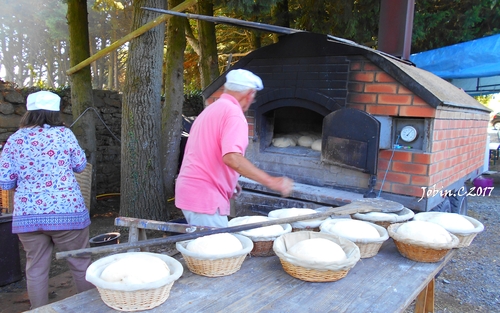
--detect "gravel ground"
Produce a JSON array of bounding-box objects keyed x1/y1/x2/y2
[{"x1": 426, "y1": 181, "x2": 500, "y2": 313}]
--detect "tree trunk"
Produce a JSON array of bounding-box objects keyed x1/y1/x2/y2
[
  {"x1": 108, "y1": 51, "x2": 115, "y2": 90},
  {"x1": 197, "y1": 0, "x2": 219, "y2": 88},
  {"x1": 57, "y1": 41, "x2": 67, "y2": 87},
  {"x1": 120, "y1": 0, "x2": 167, "y2": 220},
  {"x1": 46, "y1": 42, "x2": 55, "y2": 88},
  {"x1": 89, "y1": 42, "x2": 99, "y2": 89},
  {"x1": 67, "y1": 0, "x2": 97, "y2": 211},
  {"x1": 162, "y1": 0, "x2": 186, "y2": 213},
  {"x1": 271, "y1": 0, "x2": 290, "y2": 43},
  {"x1": 249, "y1": 31, "x2": 262, "y2": 50},
  {"x1": 0, "y1": 34, "x2": 15, "y2": 81}
]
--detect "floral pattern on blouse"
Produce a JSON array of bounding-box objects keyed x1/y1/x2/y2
[{"x1": 0, "y1": 125, "x2": 90, "y2": 233}]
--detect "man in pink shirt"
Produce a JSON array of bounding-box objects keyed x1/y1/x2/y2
[{"x1": 175, "y1": 69, "x2": 293, "y2": 227}]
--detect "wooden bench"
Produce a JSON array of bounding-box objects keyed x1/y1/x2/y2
[
  {"x1": 30, "y1": 238, "x2": 451, "y2": 313},
  {"x1": 114, "y1": 216, "x2": 441, "y2": 312}
]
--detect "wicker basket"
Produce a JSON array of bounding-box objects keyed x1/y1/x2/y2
[
  {"x1": 85, "y1": 252, "x2": 183, "y2": 312},
  {"x1": 273, "y1": 231, "x2": 360, "y2": 282},
  {"x1": 227, "y1": 216, "x2": 292, "y2": 257},
  {"x1": 0, "y1": 188, "x2": 14, "y2": 214},
  {"x1": 75, "y1": 163, "x2": 92, "y2": 211},
  {"x1": 96, "y1": 283, "x2": 175, "y2": 311},
  {"x1": 319, "y1": 219, "x2": 389, "y2": 258},
  {"x1": 279, "y1": 259, "x2": 350, "y2": 282},
  {"x1": 412, "y1": 212, "x2": 484, "y2": 248},
  {"x1": 291, "y1": 226, "x2": 320, "y2": 232},
  {"x1": 176, "y1": 234, "x2": 253, "y2": 277},
  {"x1": 388, "y1": 223, "x2": 459, "y2": 263},
  {"x1": 250, "y1": 240, "x2": 275, "y2": 257},
  {"x1": 453, "y1": 232, "x2": 480, "y2": 248}
]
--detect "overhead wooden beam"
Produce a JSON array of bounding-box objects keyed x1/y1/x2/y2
[
  {"x1": 66, "y1": 0, "x2": 197, "y2": 76},
  {"x1": 141, "y1": 7, "x2": 304, "y2": 35}
]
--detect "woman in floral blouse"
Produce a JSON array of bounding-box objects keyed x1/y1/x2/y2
[{"x1": 0, "y1": 91, "x2": 94, "y2": 309}]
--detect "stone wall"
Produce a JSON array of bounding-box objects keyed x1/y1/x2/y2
[
  {"x1": 0, "y1": 80, "x2": 122, "y2": 196},
  {"x1": 1, "y1": 80, "x2": 203, "y2": 198}
]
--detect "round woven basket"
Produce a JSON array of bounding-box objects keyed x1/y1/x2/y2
[
  {"x1": 176, "y1": 234, "x2": 253, "y2": 277},
  {"x1": 85, "y1": 252, "x2": 183, "y2": 312},
  {"x1": 227, "y1": 216, "x2": 292, "y2": 257},
  {"x1": 96, "y1": 283, "x2": 175, "y2": 312},
  {"x1": 291, "y1": 226, "x2": 320, "y2": 232},
  {"x1": 319, "y1": 219, "x2": 389, "y2": 258},
  {"x1": 279, "y1": 259, "x2": 350, "y2": 282},
  {"x1": 273, "y1": 231, "x2": 360, "y2": 282},
  {"x1": 251, "y1": 240, "x2": 276, "y2": 257},
  {"x1": 388, "y1": 223, "x2": 459, "y2": 263},
  {"x1": 412, "y1": 212, "x2": 484, "y2": 248}
]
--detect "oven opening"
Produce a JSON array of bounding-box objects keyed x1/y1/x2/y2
[{"x1": 261, "y1": 107, "x2": 324, "y2": 157}]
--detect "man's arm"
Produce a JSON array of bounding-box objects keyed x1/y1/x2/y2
[{"x1": 223, "y1": 152, "x2": 293, "y2": 197}]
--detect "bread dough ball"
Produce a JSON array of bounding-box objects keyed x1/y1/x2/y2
[
  {"x1": 272, "y1": 137, "x2": 294, "y2": 148},
  {"x1": 271, "y1": 208, "x2": 316, "y2": 217},
  {"x1": 298, "y1": 136, "x2": 313, "y2": 147},
  {"x1": 229, "y1": 216, "x2": 284, "y2": 237},
  {"x1": 186, "y1": 233, "x2": 243, "y2": 256},
  {"x1": 427, "y1": 213, "x2": 475, "y2": 232},
  {"x1": 283, "y1": 134, "x2": 297, "y2": 146},
  {"x1": 269, "y1": 208, "x2": 321, "y2": 222},
  {"x1": 311, "y1": 139, "x2": 322, "y2": 151},
  {"x1": 101, "y1": 254, "x2": 170, "y2": 284},
  {"x1": 288, "y1": 238, "x2": 347, "y2": 263},
  {"x1": 325, "y1": 220, "x2": 380, "y2": 240},
  {"x1": 397, "y1": 221, "x2": 452, "y2": 244}
]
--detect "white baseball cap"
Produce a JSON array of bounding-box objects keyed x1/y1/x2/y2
[
  {"x1": 26, "y1": 91, "x2": 61, "y2": 111},
  {"x1": 225, "y1": 69, "x2": 263, "y2": 91}
]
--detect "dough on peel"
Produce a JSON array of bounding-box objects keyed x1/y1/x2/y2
[
  {"x1": 282, "y1": 134, "x2": 298, "y2": 146},
  {"x1": 311, "y1": 139, "x2": 322, "y2": 151},
  {"x1": 100, "y1": 254, "x2": 170, "y2": 284},
  {"x1": 269, "y1": 208, "x2": 321, "y2": 222},
  {"x1": 287, "y1": 238, "x2": 347, "y2": 263},
  {"x1": 397, "y1": 221, "x2": 452, "y2": 244},
  {"x1": 324, "y1": 219, "x2": 380, "y2": 240},
  {"x1": 186, "y1": 233, "x2": 243, "y2": 256},
  {"x1": 298, "y1": 136, "x2": 313, "y2": 147},
  {"x1": 272, "y1": 137, "x2": 294, "y2": 148}
]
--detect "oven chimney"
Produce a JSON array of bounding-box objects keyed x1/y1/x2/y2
[{"x1": 377, "y1": 0, "x2": 415, "y2": 60}]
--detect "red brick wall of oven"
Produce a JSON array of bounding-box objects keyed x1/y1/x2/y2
[{"x1": 348, "y1": 58, "x2": 489, "y2": 198}]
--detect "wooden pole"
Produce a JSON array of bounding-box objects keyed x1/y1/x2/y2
[
  {"x1": 55, "y1": 200, "x2": 401, "y2": 259},
  {"x1": 66, "y1": 0, "x2": 197, "y2": 76}
]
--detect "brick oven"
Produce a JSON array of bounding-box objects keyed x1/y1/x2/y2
[{"x1": 202, "y1": 32, "x2": 490, "y2": 216}]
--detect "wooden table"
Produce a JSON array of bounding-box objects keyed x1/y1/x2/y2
[{"x1": 30, "y1": 239, "x2": 454, "y2": 313}]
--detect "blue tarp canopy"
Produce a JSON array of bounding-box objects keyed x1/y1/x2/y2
[{"x1": 410, "y1": 34, "x2": 500, "y2": 96}]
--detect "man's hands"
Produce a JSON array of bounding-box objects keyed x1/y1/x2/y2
[
  {"x1": 232, "y1": 183, "x2": 242, "y2": 199},
  {"x1": 268, "y1": 176, "x2": 294, "y2": 197},
  {"x1": 223, "y1": 152, "x2": 294, "y2": 198}
]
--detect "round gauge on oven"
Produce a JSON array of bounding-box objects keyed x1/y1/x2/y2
[{"x1": 400, "y1": 125, "x2": 418, "y2": 142}]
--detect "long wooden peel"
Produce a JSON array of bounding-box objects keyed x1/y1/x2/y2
[{"x1": 56, "y1": 199, "x2": 403, "y2": 260}]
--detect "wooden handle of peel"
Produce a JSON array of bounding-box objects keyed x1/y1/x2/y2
[{"x1": 55, "y1": 201, "x2": 399, "y2": 259}]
